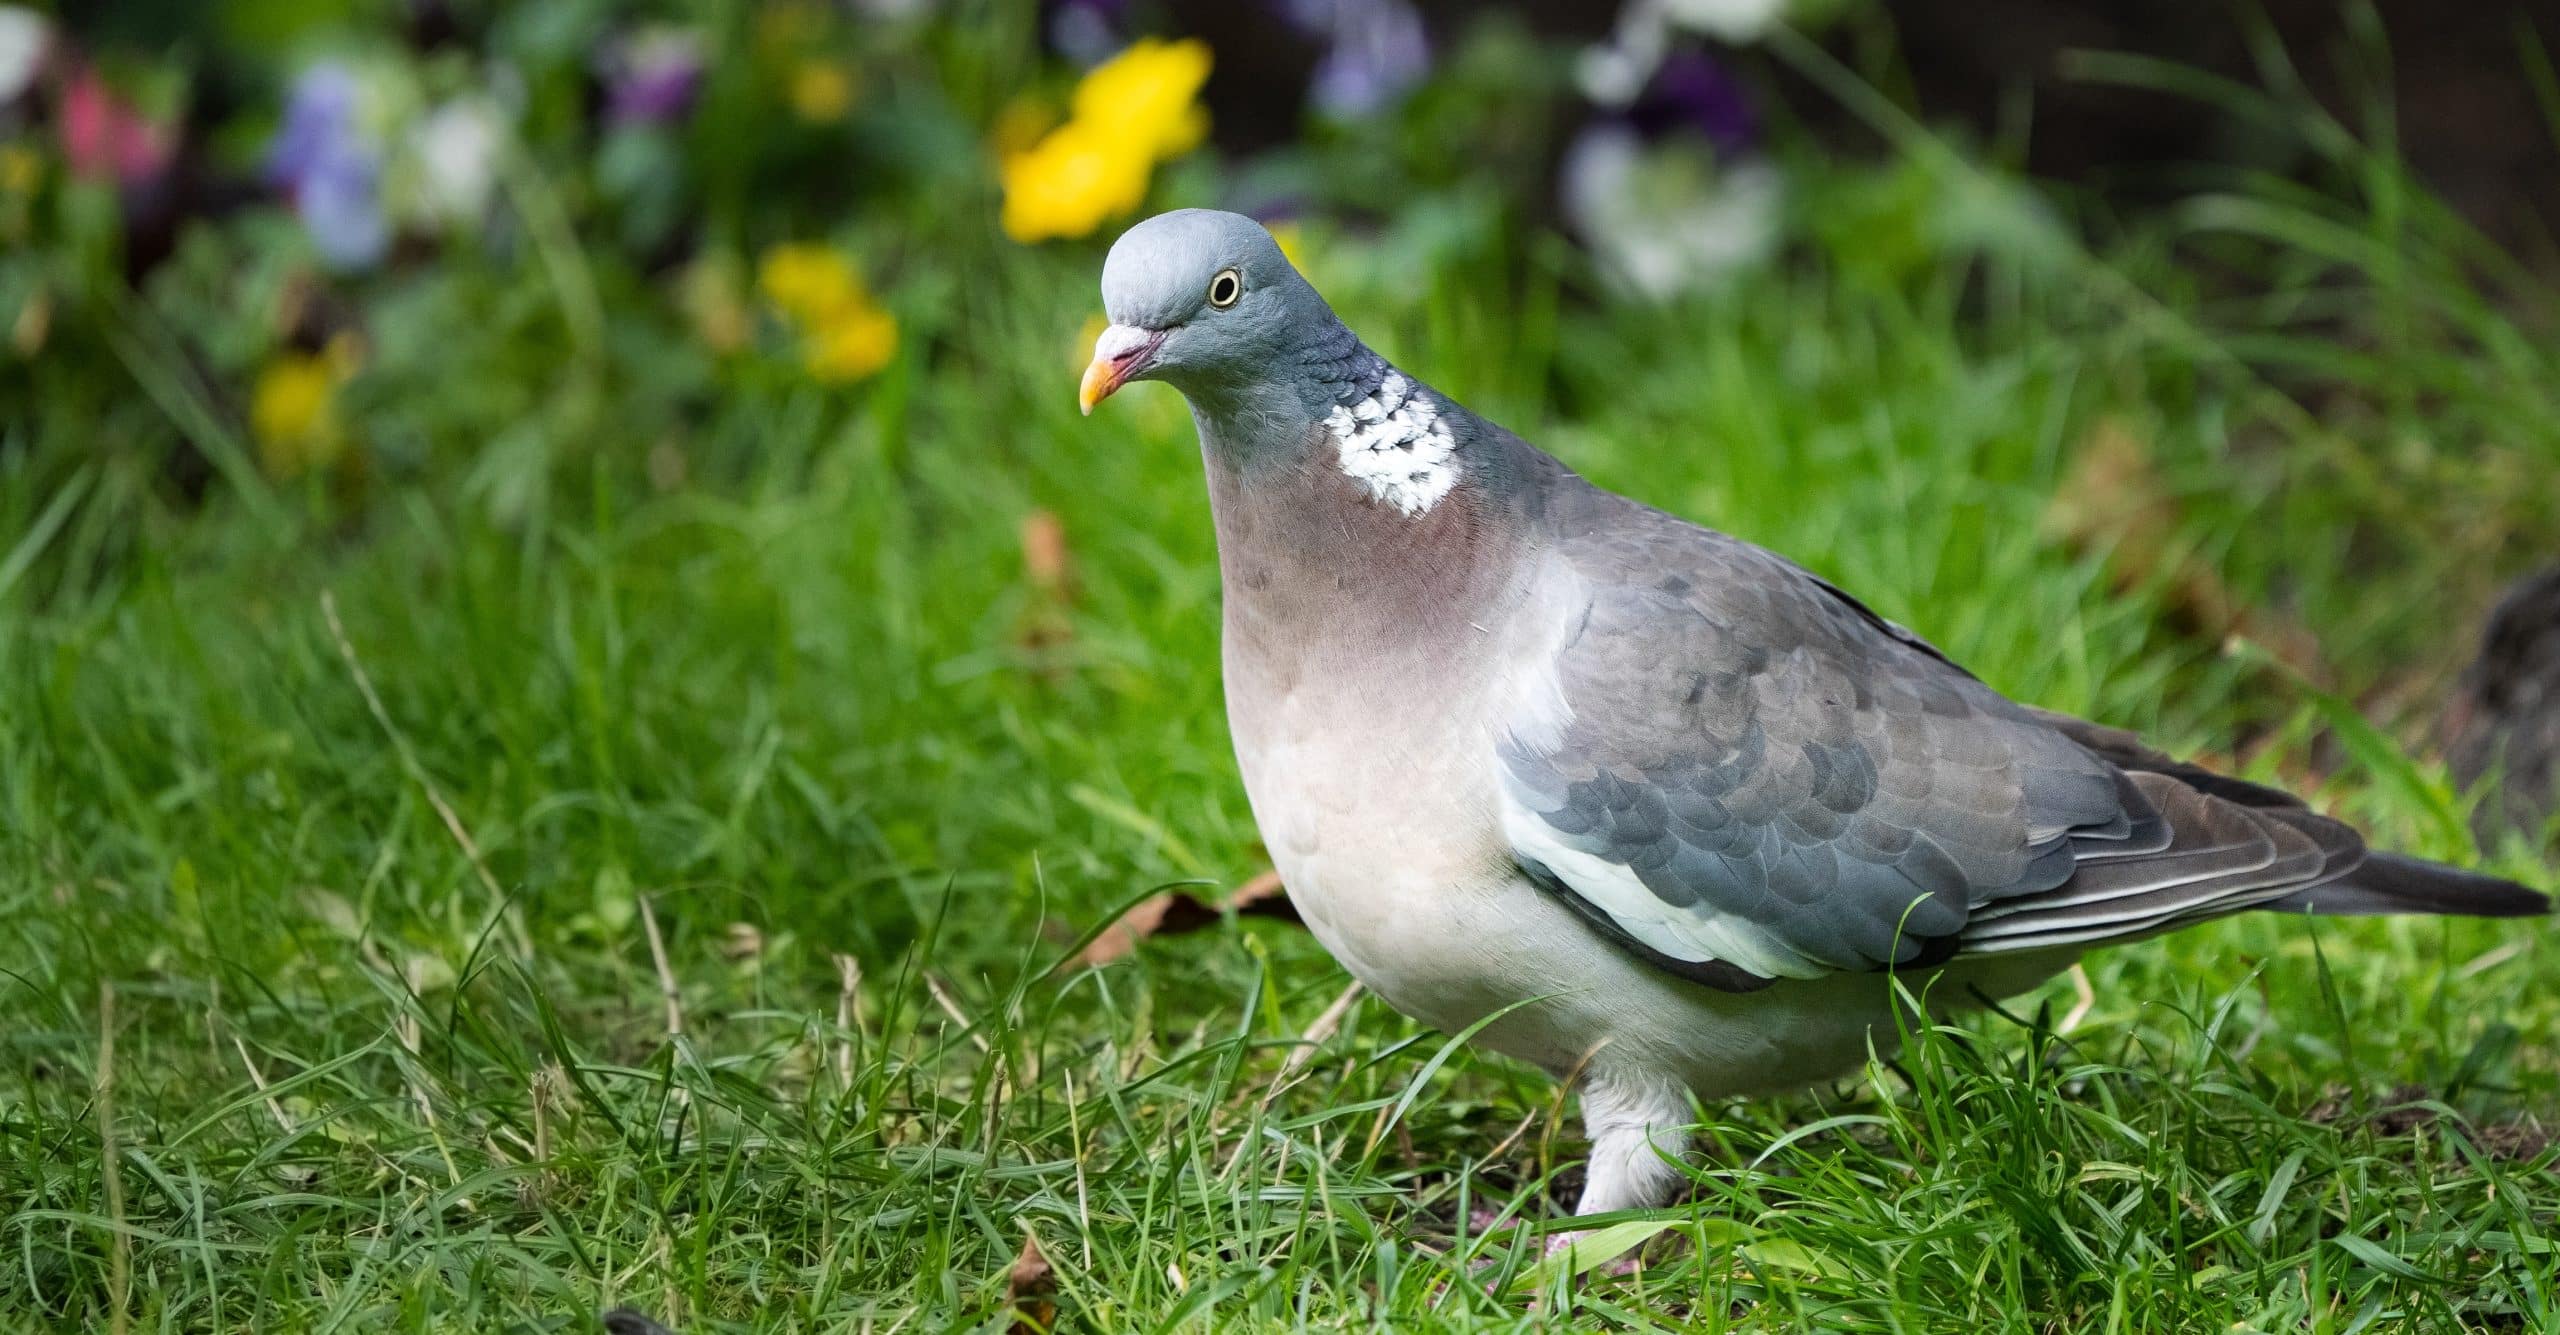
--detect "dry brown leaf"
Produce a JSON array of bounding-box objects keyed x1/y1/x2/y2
[
  {"x1": 1076, "y1": 869, "x2": 1298, "y2": 968},
  {"x1": 1006, "y1": 1229, "x2": 1057, "y2": 1335},
  {"x1": 1021, "y1": 509, "x2": 1075, "y2": 595},
  {"x1": 1014, "y1": 509, "x2": 1079, "y2": 668},
  {"x1": 2044, "y1": 418, "x2": 2328, "y2": 683},
  {"x1": 2304, "y1": 1083, "x2": 2553, "y2": 1160},
  {"x1": 12, "y1": 287, "x2": 50, "y2": 358}
]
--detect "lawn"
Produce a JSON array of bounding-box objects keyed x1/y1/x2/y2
[{"x1": 7, "y1": 19, "x2": 2560, "y2": 1333}]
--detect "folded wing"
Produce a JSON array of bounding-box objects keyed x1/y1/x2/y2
[{"x1": 1498, "y1": 509, "x2": 2368, "y2": 991}]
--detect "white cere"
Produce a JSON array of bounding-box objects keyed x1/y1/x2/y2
[{"x1": 1326, "y1": 372, "x2": 1459, "y2": 517}]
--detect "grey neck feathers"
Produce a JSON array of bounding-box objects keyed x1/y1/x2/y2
[
  {"x1": 1186, "y1": 315, "x2": 1382, "y2": 458},
  {"x1": 1185, "y1": 307, "x2": 1565, "y2": 546}
]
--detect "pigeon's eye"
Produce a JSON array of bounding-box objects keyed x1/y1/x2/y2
[{"x1": 1206, "y1": 268, "x2": 1243, "y2": 309}]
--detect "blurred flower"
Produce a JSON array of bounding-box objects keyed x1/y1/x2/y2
[
  {"x1": 250, "y1": 335, "x2": 362, "y2": 477},
  {"x1": 58, "y1": 66, "x2": 173, "y2": 187},
  {"x1": 0, "y1": 5, "x2": 49, "y2": 107},
  {"x1": 1626, "y1": 49, "x2": 1755, "y2": 156},
  {"x1": 756, "y1": 242, "x2": 898, "y2": 384},
  {"x1": 1561, "y1": 124, "x2": 1779, "y2": 298},
  {"x1": 755, "y1": 0, "x2": 829, "y2": 53},
  {"x1": 268, "y1": 63, "x2": 388, "y2": 269},
  {"x1": 292, "y1": 148, "x2": 388, "y2": 269},
  {"x1": 1001, "y1": 119, "x2": 1150, "y2": 243},
  {"x1": 681, "y1": 254, "x2": 750, "y2": 354},
  {"x1": 1581, "y1": 0, "x2": 1782, "y2": 106},
  {"x1": 12, "y1": 284, "x2": 48, "y2": 357},
  {"x1": 1043, "y1": 0, "x2": 1128, "y2": 67},
  {"x1": 757, "y1": 242, "x2": 861, "y2": 323},
  {"x1": 410, "y1": 97, "x2": 502, "y2": 226},
  {"x1": 1002, "y1": 37, "x2": 1210, "y2": 244},
  {"x1": 989, "y1": 94, "x2": 1058, "y2": 159},
  {"x1": 1660, "y1": 0, "x2": 1785, "y2": 42},
  {"x1": 804, "y1": 304, "x2": 897, "y2": 383},
  {"x1": 789, "y1": 60, "x2": 855, "y2": 123},
  {"x1": 0, "y1": 143, "x2": 37, "y2": 252},
  {"x1": 1069, "y1": 37, "x2": 1210, "y2": 160},
  {"x1": 1071, "y1": 312, "x2": 1107, "y2": 370},
  {"x1": 602, "y1": 26, "x2": 702, "y2": 127},
  {"x1": 267, "y1": 63, "x2": 358, "y2": 189},
  {"x1": 1280, "y1": 0, "x2": 1429, "y2": 119},
  {"x1": 1266, "y1": 219, "x2": 1307, "y2": 269},
  {"x1": 0, "y1": 142, "x2": 36, "y2": 195},
  {"x1": 1566, "y1": 45, "x2": 1773, "y2": 297}
]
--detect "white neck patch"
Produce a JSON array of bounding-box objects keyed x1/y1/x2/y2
[{"x1": 1325, "y1": 371, "x2": 1459, "y2": 517}]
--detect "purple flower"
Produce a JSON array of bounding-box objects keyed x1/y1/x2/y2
[
  {"x1": 1626, "y1": 49, "x2": 1757, "y2": 156},
  {"x1": 269, "y1": 63, "x2": 388, "y2": 270},
  {"x1": 296, "y1": 138, "x2": 389, "y2": 268},
  {"x1": 1281, "y1": 0, "x2": 1429, "y2": 119},
  {"x1": 1042, "y1": 0, "x2": 1127, "y2": 67},
  {"x1": 602, "y1": 27, "x2": 702, "y2": 127},
  {"x1": 267, "y1": 64, "x2": 357, "y2": 188}
]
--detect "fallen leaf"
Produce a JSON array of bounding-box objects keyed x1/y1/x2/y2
[
  {"x1": 1006, "y1": 1229, "x2": 1057, "y2": 1334},
  {"x1": 1077, "y1": 869, "x2": 1298, "y2": 968},
  {"x1": 13, "y1": 287, "x2": 49, "y2": 357},
  {"x1": 2301, "y1": 1081, "x2": 2552, "y2": 1160},
  {"x1": 1021, "y1": 509, "x2": 1075, "y2": 595},
  {"x1": 2043, "y1": 419, "x2": 2327, "y2": 683},
  {"x1": 1013, "y1": 509, "x2": 1079, "y2": 668}
]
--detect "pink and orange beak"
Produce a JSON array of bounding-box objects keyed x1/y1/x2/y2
[{"x1": 1078, "y1": 323, "x2": 1167, "y2": 415}]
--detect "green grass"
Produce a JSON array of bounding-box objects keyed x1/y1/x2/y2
[{"x1": 7, "y1": 89, "x2": 2560, "y2": 1332}]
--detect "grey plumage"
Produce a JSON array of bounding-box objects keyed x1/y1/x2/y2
[{"x1": 1085, "y1": 209, "x2": 2550, "y2": 1231}]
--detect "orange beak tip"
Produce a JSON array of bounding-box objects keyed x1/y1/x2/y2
[{"x1": 1078, "y1": 358, "x2": 1112, "y2": 416}]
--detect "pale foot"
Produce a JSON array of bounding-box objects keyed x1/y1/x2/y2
[{"x1": 1541, "y1": 1228, "x2": 1644, "y2": 1278}]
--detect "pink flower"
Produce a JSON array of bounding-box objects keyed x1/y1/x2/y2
[{"x1": 58, "y1": 65, "x2": 172, "y2": 187}]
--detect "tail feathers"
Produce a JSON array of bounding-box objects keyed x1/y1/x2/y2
[{"x1": 2267, "y1": 851, "x2": 2550, "y2": 919}]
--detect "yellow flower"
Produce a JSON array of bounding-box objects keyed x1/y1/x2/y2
[
  {"x1": 754, "y1": 242, "x2": 898, "y2": 384},
  {"x1": 989, "y1": 94, "x2": 1058, "y2": 160},
  {"x1": 1000, "y1": 119, "x2": 1152, "y2": 244},
  {"x1": 251, "y1": 351, "x2": 348, "y2": 477},
  {"x1": 757, "y1": 242, "x2": 863, "y2": 324},
  {"x1": 997, "y1": 37, "x2": 1213, "y2": 245},
  {"x1": 1070, "y1": 38, "x2": 1211, "y2": 161},
  {"x1": 789, "y1": 61, "x2": 855, "y2": 123},
  {"x1": 681, "y1": 254, "x2": 750, "y2": 354},
  {"x1": 756, "y1": 2, "x2": 823, "y2": 47},
  {"x1": 0, "y1": 144, "x2": 39, "y2": 196},
  {"x1": 1071, "y1": 313, "x2": 1107, "y2": 372},
  {"x1": 804, "y1": 304, "x2": 898, "y2": 384},
  {"x1": 1267, "y1": 221, "x2": 1306, "y2": 271}
]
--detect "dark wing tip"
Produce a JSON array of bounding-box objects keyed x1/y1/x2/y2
[{"x1": 2280, "y1": 850, "x2": 2552, "y2": 919}]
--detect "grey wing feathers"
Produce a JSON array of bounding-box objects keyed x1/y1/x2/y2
[{"x1": 1498, "y1": 498, "x2": 2385, "y2": 989}]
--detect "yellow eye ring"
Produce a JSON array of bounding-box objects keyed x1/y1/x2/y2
[{"x1": 1207, "y1": 268, "x2": 1242, "y2": 309}]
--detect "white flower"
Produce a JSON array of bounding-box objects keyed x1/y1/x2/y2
[
  {"x1": 409, "y1": 98, "x2": 503, "y2": 227},
  {"x1": 1660, "y1": 0, "x2": 1786, "y2": 43},
  {"x1": 1578, "y1": 0, "x2": 1786, "y2": 107},
  {"x1": 0, "y1": 5, "x2": 50, "y2": 107},
  {"x1": 1562, "y1": 125, "x2": 1781, "y2": 298}
]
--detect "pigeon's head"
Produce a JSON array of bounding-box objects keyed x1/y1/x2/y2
[{"x1": 1080, "y1": 209, "x2": 1333, "y2": 415}]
